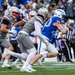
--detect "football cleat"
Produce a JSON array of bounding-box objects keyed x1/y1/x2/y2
[
  {"x1": 2, "y1": 63, "x2": 12, "y2": 69},
  {"x1": 20, "y1": 67, "x2": 32, "y2": 73},
  {"x1": 27, "y1": 67, "x2": 36, "y2": 72},
  {"x1": 12, "y1": 62, "x2": 20, "y2": 68}
]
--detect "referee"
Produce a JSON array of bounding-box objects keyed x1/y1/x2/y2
[{"x1": 61, "y1": 19, "x2": 75, "y2": 62}]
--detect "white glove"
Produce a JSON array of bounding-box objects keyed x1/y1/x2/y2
[
  {"x1": 12, "y1": 26, "x2": 16, "y2": 30},
  {"x1": 8, "y1": 26, "x2": 16, "y2": 34},
  {"x1": 8, "y1": 30, "x2": 16, "y2": 34}
]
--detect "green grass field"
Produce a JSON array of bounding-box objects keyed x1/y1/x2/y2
[{"x1": 0, "y1": 62, "x2": 75, "y2": 75}]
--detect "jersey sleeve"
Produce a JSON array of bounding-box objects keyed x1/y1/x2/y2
[
  {"x1": 52, "y1": 16, "x2": 61, "y2": 23},
  {"x1": 22, "y1": 18, "x2": 28, "y2": 23},
  {"x1": 1, "y1": 19, "x2": 10, "y2": 25},
  {"x1": 34, "y1": 21, "x2": 42, "y2": 35}
]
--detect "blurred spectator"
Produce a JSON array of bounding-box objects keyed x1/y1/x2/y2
[
  {"x1": 50, "y1": 2, "x2": 56, "y2": 10},
  {"x1": 57, "y1": 1, "x2": 65, "y2": 11},
  {"x1": 47, "y1": 6, "x2": 52, "y2": 15},
  {"x1": 12, "y1": 2, "x2": 17, "y2": 7},
  {"x1": 72, "y1": 3, "x2": 75, "y2": 20},
  {"x1": 9, "y1": 0, "x2": 20, "y2": 8},
  {"x1": 2, "y1": 1, "x2": 8, "y2": 11},
  {"x1": 4, "y1": 4, "x2": 10, "y2": 15},
  {"x1": 30, "y1": 0, "x2": 37, "y2": 10},
  {"x1": 65, "y1": 0, "x2": 73, "y2": 20},
  {"x1": 45, "y1": 0, "x2": 51, "y2": 8},
  {"x1": 18, "y1": 0, "x2": 31, "y2": 6},
  {"x1": 0, "y1": 0, "x2": 4, "y2": 4},
  {"x1": 19, "y1": 5, "x2": 26, "y2": 17},
  {"x1": 0, "y1": 5, "x2": 4, "y2": 22},
  {"x1": 62, "y1": 0, "x2": 67, "y2": 5},
  {"x1": 25, "y1": 3, "x2": 34, "y2": 19},
  {"x1": 54, "y1": 0, "x2": 60, "y2": 5},
  {"x1": 50, "y1": 2, "x2": 57, "y2": 16},
  {"x1": 36, "y1": 0, "x2": 43, "y2": 11},
  {"x1": 17, "y1": 13, "x2": 24, "y2": 21}
]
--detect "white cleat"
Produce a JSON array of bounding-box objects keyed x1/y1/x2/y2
[
  {"x1": 27, "y1": 67, "x2": 36, "y2": 72},
  {"x1": 2, "y1": 63, "x2": 12, "y2": 69},
  {"x1": 20, "y1": 67, "x2": 32, "y2": 73},
  {"x1": 12, "y1": 62, "x2": 20, "y2": 68},
  {"x1": 2, "y1": 48, "x2": 8, "y2": 59},
  {"x1": 27, "y1": 64, "x2": 36, "y2": 72}
]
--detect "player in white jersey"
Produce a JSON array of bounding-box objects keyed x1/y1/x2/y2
[
  {"x1": 2, "y1": 10, "x2": 37, "y2": 69},
  {"x1": 12, "y1": 10, "x2": 37, "y2": 68},
  {"x1": 0, "y1": 6, "x2": 19, "y2": 68},
  {"x1": 26, "y1": 9, "x2": 67, "y2": 72}
]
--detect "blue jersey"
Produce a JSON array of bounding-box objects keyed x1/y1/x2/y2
[
  {"x1": 42, "y1": 16, "x2": 61, "y2": 40},
  {"x1": 10, "y1": 26, "x2": 21, "y2": 39}
]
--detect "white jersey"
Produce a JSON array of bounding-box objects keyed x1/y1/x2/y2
[{"x1": 22, "y1": 16, "x2": 43, "y2": 35}]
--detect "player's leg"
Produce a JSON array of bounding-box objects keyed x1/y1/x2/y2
[
  {"x1": 27, "y1": 42, "x2": 58, "y2": 72},
  {"x1": 46, "y1": 43, "x2": 58, "y2": 57},
  {"x1": 30, "y1": 40, "x2": 46, "y2": 64},
  {"x1": 12, "y1": 58, "x2": 21, "y2": 68},
  {"x1": 17, "y1": 33, "x2": 36, "y2": 72},
  {"x1": 1, "y1": 40, "x2": 13, "y2": 68},
  {"x1": 27, "y1": 41, "x2": 46, "y2": 71},
  {"x1": 2, "y1": 42, "x2": 28, "y2": 60}
]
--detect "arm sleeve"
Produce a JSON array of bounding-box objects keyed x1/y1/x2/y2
[
  {"x1": 34, "y1": 21, "x2": 49, "y2": 46},
  {"x1": 22, "y1": 18, "x2": 28, "y2": 23},
  {"x1": 34, "y1": 21, "x2": 42, "y2": 36},
  {"x1": 2, "y1": 19, "x2": 10, "y2": 25}
]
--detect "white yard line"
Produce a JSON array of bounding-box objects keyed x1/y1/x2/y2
[{"x1": 0, "y1": 71, "x2": 20, "y2": 73}]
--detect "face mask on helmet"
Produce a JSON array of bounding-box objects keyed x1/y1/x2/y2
[
  {"x1": 29, "y1": 11, "x2": 37, "y2": 19},
  {"x1": 38, "y1": 7, "x2": 49, "y2": 20},
  {"x1": 9, "y1": 7, "x2": 19, "y2": 12},
  {"x1": 9, "y1": 6, "x2": 19, "y2": 18}
]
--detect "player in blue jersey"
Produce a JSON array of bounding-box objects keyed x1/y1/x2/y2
[{"x1": 26, "y1": 9, "x2": 67, "y2": 72}]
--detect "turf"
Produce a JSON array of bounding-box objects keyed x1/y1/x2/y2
[{"x1": 0, "y1": 62, "x2": 75, "y2": 75}]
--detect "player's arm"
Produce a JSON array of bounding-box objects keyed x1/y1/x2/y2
[
  {"x1": 34, "y1": 21, "x2": 49, "y2": 46},
  {"x1": 14, "y1": 20, "x2": 26, "y2": 26},
  {"x1": 1, "y1": 18, "x2": 16, "y2": 34},
  {"x1": 14, "y1": 18, "x2": 28, "y2": 26},
  {"x1": 53, "y1": 21, "x2": 67, "y2": 33},
  {"x1": 34, "y1": 21, "x2": 42, "y2": 35},
  {"x1": 0, "y1": 19, "x2": 10, "y2": 33}
]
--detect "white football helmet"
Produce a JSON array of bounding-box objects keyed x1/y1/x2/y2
[
  {"x1": 38, "y1": 7, "x2": 49, "y2": 20},
  {"x1": 29, "y1": 11, "x2": 37, "y2": 16},
  {"x1": 54, "y1": 9, "x2": 66, "y2": 18},
  {"x1": 29, "y1": 11, "x2": 37, "y2": 19},
  {"x1": 9, "y1": 6, "x2": 19, "y2": 14}
]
